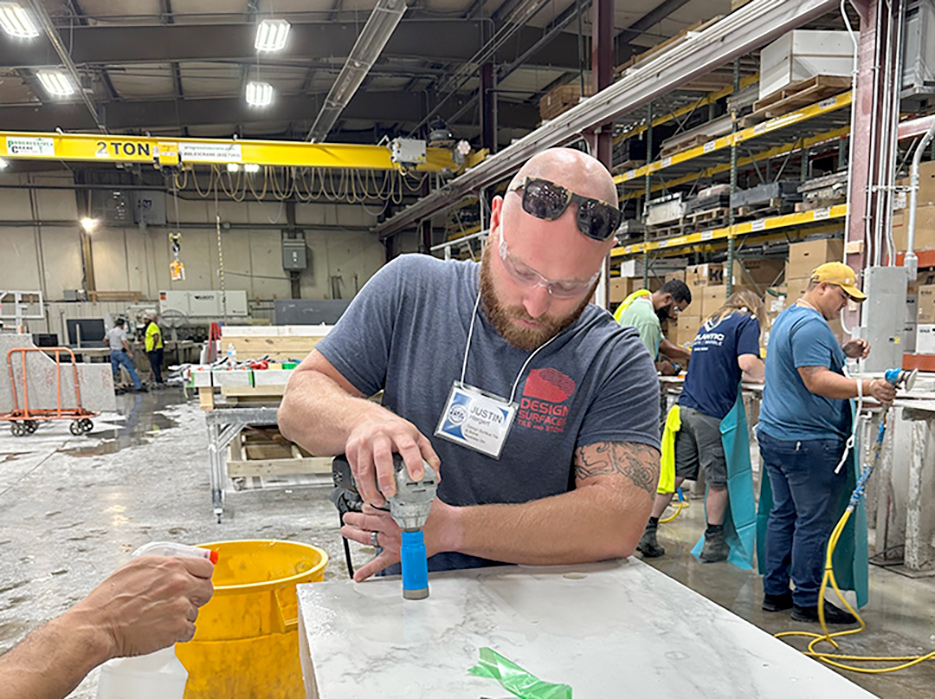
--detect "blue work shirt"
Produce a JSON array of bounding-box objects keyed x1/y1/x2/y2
[
  {"x1": 759, "y1": 304, "x2": 850, "y2": 441},
  {"x1": 680, "y1": 312, "x2": 761, "y2": 420}
]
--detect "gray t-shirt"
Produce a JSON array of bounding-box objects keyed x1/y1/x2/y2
[
  {"x1": 316, "y1": 254, "x2": 660, "y2": 571},
  {"x1": 105, "y1": 326, "x2": 127, "y2": 351}
]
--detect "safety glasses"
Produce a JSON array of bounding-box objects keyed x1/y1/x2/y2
[
  {"x1": 508, "y1": 177, "x2": 622, "y2": 241},
  {"x1": 498, "y1": 234, "x2": 599, "y2": 298}
]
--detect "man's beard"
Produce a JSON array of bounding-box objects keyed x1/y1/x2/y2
[
  {"x1": 479, "y1": 243, "x2": 594, "y2": 351},
  {"x1": 655, "y1": 304, "x2": 674, "y2": 323}
]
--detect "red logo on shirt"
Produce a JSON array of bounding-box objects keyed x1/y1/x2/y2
[
  {"x1": 523, "y1": 368, "x2": 576, "y2": 402},
  {"x1": 517, "y1": 368, "x2": 575, "y2": 433}
]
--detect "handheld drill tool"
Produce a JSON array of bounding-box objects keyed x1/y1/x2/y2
[{"x1": 331, "y1": 453, "x2": 438, "y2": 599}]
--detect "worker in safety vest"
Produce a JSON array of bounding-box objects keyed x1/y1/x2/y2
[{"x1": 614, "y1": 281, "x2": 692, "y2": 374}]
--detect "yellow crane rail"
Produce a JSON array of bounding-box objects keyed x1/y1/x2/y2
[{"x1": 0, "y1": 131, "x2": 460, "y2": 172}]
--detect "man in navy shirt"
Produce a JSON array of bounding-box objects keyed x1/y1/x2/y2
[
  {"x1": 638, "y1": 289, "x2": 765, "y2": 561},
  {"x1": 279, "y1": 148, "x2": 661, "y2": 579},
  {"x1": 759, "y1": 262, "x2": 895, "y2": 624}
]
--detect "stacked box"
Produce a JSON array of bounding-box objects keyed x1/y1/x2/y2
[
  {"x1": 787, "y1": 238, "x2": 845, "y2": 280},
  {"x1": 609, "y1": 276, "x2": 660, "y2": 304},
  {"x1": 539, "y1": 83, "x2": 592, "y2": 120},
  {"x1": 685, "y1": 263, "x2": 724, "y2": 288}
]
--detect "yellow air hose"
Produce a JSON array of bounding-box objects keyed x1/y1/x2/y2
[{"x1": 775, "y1": 407, "x2": 935, "y2": 674}]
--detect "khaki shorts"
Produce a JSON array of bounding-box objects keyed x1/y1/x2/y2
[{"x1": 675, "y1": 405, "x2": 727, "y2": 487}]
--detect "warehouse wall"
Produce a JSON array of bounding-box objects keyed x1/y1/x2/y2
[{"x1": 0, "y1": 172, "x2": 386, "y2": 302}]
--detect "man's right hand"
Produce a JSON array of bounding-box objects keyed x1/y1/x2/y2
[
  {"x1": 67, "y1": 555, "x2": 214, "y2": 660},
  {"x1": 345, "y1": 411, "x2": 441, "y2": 506},
  {"x1": 869, "y1": 379, "x2": 897, "y2": 406}
]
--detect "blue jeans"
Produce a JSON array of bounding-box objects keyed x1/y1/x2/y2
[
  {"x1": 759, "y1": 431, "x2": 848, "y2": 607},
  {"x1": 109, "y1": 349, "x2": 141, "y2": 389}
]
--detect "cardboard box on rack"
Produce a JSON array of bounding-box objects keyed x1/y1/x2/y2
[
  {"x1": 686, "y1": 263, "x2": 724, "y2": 288},
  {"x1": 670, "y1": 315, "x2": 704, "y2": 346},
  {"x1": 918, "y1": 286, "x2": 935, "y2": 324},
  {"x1": 916, "y1": 324, "x2": 935, "y2": 354},
  {"x1": 892, "y1": 206, "x2": 935, "y2": 252},
  {"x1": 609, "y1": 276, "x2": 659, "y2": 304},
  {"x1": 784, "y1": 278, "x2": 812, "y2": 307},
  {"x1": 700, "y1": 285, "x2": 757, "y2": 318},
  {"x1": 787, "y1": 238, "x2": 844, "y2": 279},
  {"x1": 730, "y1": 258, "x2": 786, "y2": 288}
]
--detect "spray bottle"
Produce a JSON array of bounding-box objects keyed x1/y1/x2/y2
[{"x1": 96, "y1": 542, "x2": 218, "y2": 699}]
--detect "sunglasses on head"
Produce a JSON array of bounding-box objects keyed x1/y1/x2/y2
[{"x1": 507, "y1": 177, "x2": 623, "y2": 242}]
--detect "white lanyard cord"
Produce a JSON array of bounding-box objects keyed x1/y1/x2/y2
[
  {"x1": 460, "y1": 292, "x2": 483, "y2": 386},
  {"x1": 461, "y1": 290, "x2": 560, "y2": 404}
]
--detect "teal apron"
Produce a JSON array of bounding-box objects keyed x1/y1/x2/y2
[
  {"x1": 691, "y1": 391, "x2": 757, "y2": 570},
  {"x1": 754, "y1": 400, "x2": 869, "y2": 608}
]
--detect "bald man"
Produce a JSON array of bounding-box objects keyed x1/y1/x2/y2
[{"x1": 279, "y1": 148, "x2": 661, "y2": 579}]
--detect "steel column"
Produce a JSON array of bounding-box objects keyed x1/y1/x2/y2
[
  {"x1": 480, "y1": 62, "x2": 496, "y2": 154},
  {"x1": 592, "y1": 0, "x2": 614, "y2": 168}
]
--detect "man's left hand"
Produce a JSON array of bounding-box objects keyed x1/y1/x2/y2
[
  {"x1": 843, "y1": 338, "x2": 870, "y2": 359},
  {"x1": 341, "y1": 500, "x2": 455, "y2": 582},
  {"x1": 655, "y1": 359, "x2": 677, "y2": 376}
]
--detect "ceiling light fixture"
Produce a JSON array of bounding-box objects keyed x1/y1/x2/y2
[
  {"x1": 0, "y1": 2, "x2": 39, "y2": 39},
  {"x1": 36, "y1": 69, "x2": 74, "y2": 97},
  {"x1": 244, "y1": 163, "x2": 261, "y2": 173},
  {"x1": 80, "y1": 217, "x2": 98, "y2": 232},
  {"x1": 226, "y1": 163, "x2": 241, "y2": 172},
  {"x1": 255, "y1": 18, "x2": 290, "y2": 52},
  {"x1": 0, "y1": 157, "x2": 8, "y2": 169},
  {"x1": 245, "y1": 80, "x2": 273, "y2": 107}
]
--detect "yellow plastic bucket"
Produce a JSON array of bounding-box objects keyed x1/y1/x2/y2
[{"x1": 176, "y1": 539, "x2": 328, "y2": 699}]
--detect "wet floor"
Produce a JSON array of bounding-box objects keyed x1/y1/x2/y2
[
  {"x1": 0, "y1": 389, "x2": 348, "y2": 698},
  {"x1": 642, "y1": 486, "x2": 935, "y2": 698},
  {"x1": 1, "y1": 390, "x2": 933, "y2": 697}
]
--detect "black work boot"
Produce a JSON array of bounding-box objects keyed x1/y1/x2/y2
[
  {"x1": 699, "y1": 524, "x2": 729, "y2": 562},
  {"x1": 791, "y1": 601, "x2": 857, "y2": 625},
  {"x1": 637, "y1": 517, "x2": 665, "y2": 558}
]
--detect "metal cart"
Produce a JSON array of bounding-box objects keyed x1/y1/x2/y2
[{"x1": 0, "y1": 347, "x2": 100, "y2": 436}]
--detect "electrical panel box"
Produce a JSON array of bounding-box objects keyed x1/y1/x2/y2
[
  {"x1": 159, "y1": 290, "x2": 248, "y2": 317},
  {"x1": 282, "y1": 239, "x2": 308, "y2": 271},
  {"x1": 132, "y1": 190, "x2": 167, "y2": 225},
  {"x1": 902, "y1": 0, "x2": 935, "y2": 104},
  {"x1": 862, "y1": 266, "x2": 909, "y2": 372},
  {"x1": 759, "y1": 30, "x2": 855, "y2": 101},
  {"x1": 390, "y1": 138, "x2": 427, "y2": 166}
]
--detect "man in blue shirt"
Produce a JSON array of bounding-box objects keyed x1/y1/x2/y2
[
  {"x1": 638, "y1": 289, "x2": 765, "y2": 561},
  {"x1": 759, "y1": 262, "x2": 895, "y2": 624}
]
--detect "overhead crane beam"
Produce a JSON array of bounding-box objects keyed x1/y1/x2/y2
[{"x1": 0, "y1": 132, "x2": 460, "y2": 172}]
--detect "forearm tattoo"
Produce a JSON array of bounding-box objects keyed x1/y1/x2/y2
[{"x1": 574, "y1": 442, "x2": 661, "y2": 495}]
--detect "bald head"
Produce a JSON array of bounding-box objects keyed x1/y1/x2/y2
[{"x1": 508, "y1": 148, "x2": 618, "y2": 209}]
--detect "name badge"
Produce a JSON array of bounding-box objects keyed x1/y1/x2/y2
[{"x1": 435, "y1": 382, "x2": 517, "y2": 459}]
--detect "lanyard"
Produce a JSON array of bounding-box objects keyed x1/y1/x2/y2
[{"x1": 461, "y1": 291, "x2": 560, "y2": 404}]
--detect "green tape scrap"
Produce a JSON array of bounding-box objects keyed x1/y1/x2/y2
[{"x1": 468, "y1": 647, "x2": 572, "y2": 699}]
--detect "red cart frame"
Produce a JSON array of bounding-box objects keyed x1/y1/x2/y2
[{"x1": 0, "y1": 347, "x2": 100, "y2": 436}]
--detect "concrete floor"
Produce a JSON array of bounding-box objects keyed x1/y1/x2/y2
[{"x1": 0, "y1": 391, "x2": 933, "y2": 697}]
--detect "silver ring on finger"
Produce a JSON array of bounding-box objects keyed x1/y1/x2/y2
[{"x1": 370, "y1": 530, "x2": 379, "y2": 548}]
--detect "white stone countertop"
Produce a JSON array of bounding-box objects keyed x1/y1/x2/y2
[{"x1": 297, "y1": 558, "x2": 873, "y2": 699}]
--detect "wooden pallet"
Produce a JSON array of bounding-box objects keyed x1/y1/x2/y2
[
  {"x1": 794, "y1": 197, "x2": 846, "y2": 212},
  {"x1": 741, "y1": 75, "x2": 851, "y2": 127},
  {"x1": 659, "y1": 134, "x2": 710, "y2": 159},
  {"x1": 227, "y1": 426, "x2": 332, "y2": 479},
  {"x1": 736, "y1": 201, "x2": 797, "y2": 219},
  {"x1": 88, "y1": 290, "x2": 142, "y2": 303}
]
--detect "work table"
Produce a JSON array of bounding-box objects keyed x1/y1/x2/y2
[{"x1": 297, "y1": 558, "x2": 872, "y2": 698}]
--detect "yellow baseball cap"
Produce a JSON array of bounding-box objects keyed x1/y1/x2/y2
[{"x1": 810, "y1": 262, "x2": 867, "y2": 301}]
